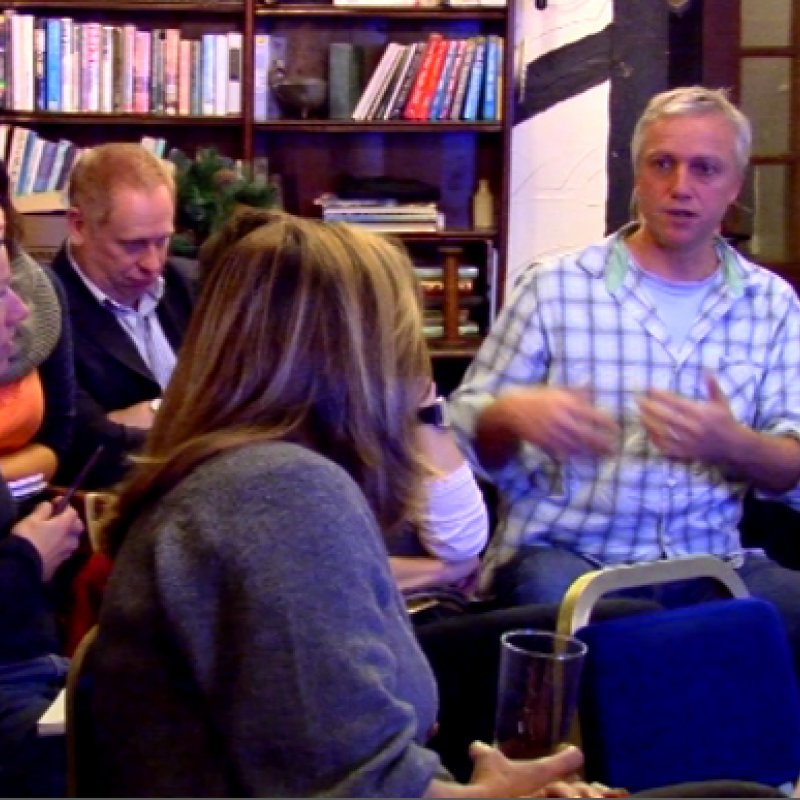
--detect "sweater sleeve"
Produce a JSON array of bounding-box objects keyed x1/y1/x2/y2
[{"x1": 152, "y1": 445, "x2": 442, "y2": 798}]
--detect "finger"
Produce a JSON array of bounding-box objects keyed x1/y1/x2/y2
[
  {"x1": 705, "y1": 372, "x2": 727, "y2": 404},
  {"x1": 524, "y1": 745, "x2": 585, "y2": 783}
]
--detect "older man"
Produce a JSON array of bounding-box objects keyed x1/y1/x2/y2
[
  {"x1": 450, "y1": 86, "x2": 800, "y2": 657},
  {"x1": 51, "y1": 143, "x2": 195, "y2": 489}
]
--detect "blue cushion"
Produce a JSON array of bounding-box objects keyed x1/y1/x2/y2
[{"x1": 576, "y1": 597, "x2": 800, "y2": 792}]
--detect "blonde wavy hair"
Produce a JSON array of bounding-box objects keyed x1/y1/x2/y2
[{"x1": 104, "y1": 211, "x2": 432, "y2": 555}]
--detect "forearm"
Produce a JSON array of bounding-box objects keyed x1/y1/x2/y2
[
  {"x1": 0, "y1": 444, "x2": 58, "y2": 482},
  {"x1": 475, "y1": 397, "x2": 522, "y2": 471},
  {"x1": 723, "y1": 428, "x2": 800, "y2": 492},
  {"x1": 391, "y1": 555, "x2": 478, "y2": 593}
]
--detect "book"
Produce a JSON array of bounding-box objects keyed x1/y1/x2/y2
[
  {"x1": 133, "y1": 29, "x2": 151, "y2": 113},
  {"x1": 19, "y1": 134, "x2": 44, "y2": 195},
  {"x1": 53, "y1": 141, "x2": 80, "y2": 191},
  {"x1": 437, "y1": 38, "x2": 466, "y2": 120},
  {"x1": 214, "y1": 33, "x2": 228, "y2": 116},
  {"x1": 46, "y1": 138, "x2": 72, "y2": 191},
  {"x1": 0, "y1": 13, "x2": 7, "y2": 110},
  {"x1": 83, "y1": 21, "x2": 102, "y2": 113},
  {"x1": 386, "y1": 41, "x2": 424, "y2": 120},
  {"x1": 37, "y1": 688, "x2": 65, "y2": 736},
  {"x1": 0, "y1": 124, "x2": 8, "y2": 163},
  {"x1": 150, "y1": 28, "x2": 165, "y2": 114},
  {"x1": 377, "y1": 43, "x2": 415, "y2": 120},
  {"x1": 420, "y1": 277, "x2": 475, "y2": 295},
  {"x1": 461, "y1": 35, "x2": 486, "y2": 122},
  {"x1": 352, "y1": 41, "x2": 403, "y2": 121},
  {"x1": 59, "y1": 17, "x2": 74, "y2": 112},
  {"x1": 111, "y1": 26, "x2": 124, "y2": 112},
  {"x1": 428, "y1": 38, "x2": 461, "y2": 120},
  {"x1": 11, "y1": 13, "x2": 36, "y2": 112},
  {"x1": 99, "y1": 25, "x2": 115, "y2": 113},
  {"x1": 227, "y1": 31, "x2": 242, "y2": 115},
  {"x1": 178, "y1": 38, "x2": 191, "y2": 115},
  {"x1": 415, "y1": 264, "x2": 479, "y2": 280},
  {"x1": 481, "y1": 34, "x2": 499, "y2": 121},
  {"x1": 200, "y1": 32, "x2": 215, "y2": 116},
  {"x1": 328, "y1": 42, "x2": 363, "y2": 120},
  {"x1": 370, "y1": 43, "x2": 412, "y2": 120},
  {"x1": 34, "y1": 18, "x2": 46, "y2": 112},
  {"x1": 163, "y1": 28, "x2": 181, "y2": 115},
  {"x1": 401, "y1": 32, "x2": 443, "y2": 120},
  {"x1": 190, "y1": 39, "x2": 202, "y2": 115},
  {"x1": 414, "y1": 36, "x2": 449, "y2": 121},
  {"x1": 32, "y1": 138, "x2": 59, "y2": 193},
  {"x1": 120, "y1": 23, "x2": 136, "y2": 113},
  {"x1": 447, "y1": 36, "x2": 476, "y2": 120}
]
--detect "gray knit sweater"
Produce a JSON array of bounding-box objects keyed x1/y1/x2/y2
[{"x1": 93, "y1": 441, "x2": 443, "y2": 797}]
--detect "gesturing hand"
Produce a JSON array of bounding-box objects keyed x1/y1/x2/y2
[
  {"x1": 498, "y1": 387, "x2": 619, "y2": 461},
  {"x1": 637, "y1": 372, "x2": 741, "y2": 464}
]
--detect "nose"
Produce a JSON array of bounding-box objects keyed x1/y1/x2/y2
[
  {"x1": 669, "y1": 163, "x2": 692, "y2": 197},
  {"x1": 138, "y1": 242, "x2": 166, "y2": 275}
]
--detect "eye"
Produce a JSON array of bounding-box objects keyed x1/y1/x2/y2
[
  {"x1": 689, "y1": 158, "x2": 724, "y2": 180},
  {"x1": 648, "y1": 155, "x2": 675, "y2": 174}
]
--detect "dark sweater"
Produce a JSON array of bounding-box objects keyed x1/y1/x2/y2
[{"x1": 93, "y1": 442, "x2": 442, "y2": 797}]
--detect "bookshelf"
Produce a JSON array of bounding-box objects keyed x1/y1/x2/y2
[{"x1": 1, "y1": 0, "x2": 514, "y2": 362}]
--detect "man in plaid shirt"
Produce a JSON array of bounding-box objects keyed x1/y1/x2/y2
[{"x1": 450, "y1": 87, "x2": 800, "y2": 632}]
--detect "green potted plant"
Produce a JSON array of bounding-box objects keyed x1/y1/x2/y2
[{"x1": 168, "y1": 147, "x2": 278, "y2": 258}]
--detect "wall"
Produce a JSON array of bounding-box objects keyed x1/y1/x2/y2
[{"x1": 508, "y1": 0, "x2": 671, "y2": 292}]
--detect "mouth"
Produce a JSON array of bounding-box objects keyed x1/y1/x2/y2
[{"x1": 663, "y1": 208, "x2": 698, "y2": 221}]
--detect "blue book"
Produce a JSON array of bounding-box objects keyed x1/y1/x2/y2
[
  {"x1": 462, "y1": 36, "x2": 486, "y2": 122},
  {"x1": 17, "y1": 131, "x2": 40, "y2": 195},
  {"x1": 32, "y1": 138, "x2": 58, "y2": 192},
  {"x1": 45, "y1": 18, "x2": 62, "y2": 111},
  {"x1": 481, "y1": 35, "x2": 498, "y2": 121},
  {"x1": 201, "y1": 33, "x2": 216, "y2": 116}
]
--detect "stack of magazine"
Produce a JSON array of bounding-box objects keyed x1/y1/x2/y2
[{"x1": 315, "y1": 193, "x2": 443, "y2": 233}]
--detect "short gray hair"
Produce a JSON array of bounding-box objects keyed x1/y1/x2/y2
[{"x1": 631, "y1": 86, "x2": 752, "y2": 174}]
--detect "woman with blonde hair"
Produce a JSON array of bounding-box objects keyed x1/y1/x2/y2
[{"x1": 91, "y1": 212, "x2": 591, "y2": 797}]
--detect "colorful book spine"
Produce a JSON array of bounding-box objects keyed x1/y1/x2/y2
[
  {"x1": 121, "y1": 24, "x2": 136, "y2": 113},
  {"x1": 190, "y1": 39, "x2": 202, "y2": 116},
  {"x1": 70, "y1": 22, "x2": 82, "y2": 113},
  {"x1": 32, "y1": 137, "x2": 58, "y2": 192},
  {"x1": 82, "y1": 21, "x2": 101, "y2": 113},
  {"x1": 163, "y1": 28, "x2": 180, "y2": 115},
  {"x1": 17, "y1": 130, "x2": 40, "y2": 195},
  {"x1": 437, "y1": 38, "x2": 466, "y2": 120},
  {"x1": 481, "y1": 34, "x2": 498, "y2": 121},
  {"x1": 227, "y1": 31, "x2": 242, "y2": 115},
  {"x1": 46, "y1": 138, "x2": 70, "y2": 191},
  {"x1": 428, "y1": 38, "x2": 460, "y2": 121},
  {"x1": 99, "y1": 25, "x2": 115, "y2": 113},
  {"x1": 201, "y1": 32, "x2": 215, "y2": 116},
  {"x1": 401, "y1": 32, "x2": 443, "y2": 121},
  {"x1": 447, "y1": 36, "x2": 476, "y2": 120},
  {"x1": 11, "y1": 13, "x2": 36, "y2": 112},
  {"x1": 377, "y1": 43, "x2": 413, "y2": 120},
  {"x1": 59, "y1": 18, "x2": 73, "y2": 112},
  {"x1": 111, "y1": 26, "x2": 124, "y2": 112},
  {"x1": 34, "y1": 18, "x2": 47, "y2": 112},
  {"x1": 150, "y1": 28, "x2": 165, "y2": 114},
  {"x1": 214, "y1": 33, "x2": 228, "y2": 116},
  {"x1": 461, "y1": 35, "x2": 486, "y2": 122},
  {"x1": 178, "y1": 38, "x2": 191, "y2": 115},
  {"x1": 414, "y1": 36, "x2": 449, "y2": 121},
  {"x1": 133, "y1": 29, "x2": 151, "y2": 113},
  {"x1": 386, "y1": 41, "x2": 423, "y2": 120}
]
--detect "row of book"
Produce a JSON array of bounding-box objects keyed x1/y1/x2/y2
[
  {"x1": 1, "y1": 124, "x2": 81, "y2": 197},
  {"x1": 351, "y1": 33, "x2": 503, "y2": 123},
  {"x1": 0, "y1": 11, "x2": 243, "y2": 116},
  {"x1": 418, "y1": 264, "x2": 482, "y2": 339}
]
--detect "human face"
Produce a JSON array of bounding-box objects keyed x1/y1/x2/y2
[
  {"x1": 69, "y1": 184, "x2": 175, "y2": 307},
  {"x1": 0, "y1": 210, "x2": 30, "y2": 372},
  {"x1": 633, "y1": 113, "x2": 744, "y2": 258}
]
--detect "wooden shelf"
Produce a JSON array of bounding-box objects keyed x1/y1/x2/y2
[
  {"x1": 6, "y1": 1, "x2": 243, "y2": 11},
  {"x1": 256, "y1": 4, "x2": 505, "y2": 19},
  {"x1": 3, "y1": 112, "x2": 244, "y2": 126},
  {"x1": 253, "y1": 119, "x2": 502, "y2": 132}
]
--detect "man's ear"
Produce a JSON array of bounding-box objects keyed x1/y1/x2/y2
[{"x1": 66, "y1": 207, "x2": 85, "y2": 244}]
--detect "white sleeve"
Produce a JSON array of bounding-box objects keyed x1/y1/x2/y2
[{"x1": 417, "y1": 461, "x2": 489, "y2": 561}]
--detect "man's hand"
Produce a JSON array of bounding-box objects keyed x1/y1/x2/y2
[
  {"x1": 108, "y1": 400, "x2": 157, "y2": 430},
  {"x1": 12, "y1": 501, "x2": 85, "y2": 581},
  {"x1": 638, "y1": 373, "x2": 741, "y2": 464},
  {"x1": 480, "y1": 387, "x2": 619, "y2": 464}
]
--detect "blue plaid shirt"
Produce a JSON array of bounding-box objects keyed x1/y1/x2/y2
[{"x1": 449, "y1": 227, "x2": 800, "y2": 591}]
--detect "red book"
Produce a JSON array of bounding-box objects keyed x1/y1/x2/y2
[
  {"x1": 401, "y1": 32, "x2": 443, "y2": 121},
  {"x1": 414, "y1": 36, "x2": 450, "y2": 121}
]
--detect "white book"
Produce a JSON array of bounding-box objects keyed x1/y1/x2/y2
[
  {"x1": 121, "y1": 24, "x2": 136, "y2": 113},
  {"x1": 83, "y1": 21, "x2": 102, "y2": 112},
  {"x1": 11, "y1": 13, "x2": 36, "y2": 111},
  {"x1": 201, "y1": 33, "x2": 215, "y2": 116},
  {"x1": 100, "y1": 25, "x2": 115, "y2": 113},
  {"x1": 214, "y1": 33, "x2": 228, "y2": 117},
  {"x1": 71, "y1": 23, "x2": 83, "y2": 112},
  {"x1": 380, "y1": 43, "x2": 415, "y2": 120},
  {"x1": 226, "y1": 31, "x2": 242, "y2": 115},
  {"x1": 352, "y1": 41, "x2": 403, "y2": 121},
  {"x1": 46, "y1": 139, "x2": 72, "y2": 191}
]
